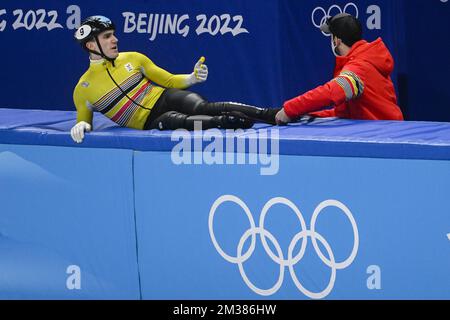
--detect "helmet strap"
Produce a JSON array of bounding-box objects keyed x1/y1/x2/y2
[{"x1": 85, "y1": 35, "x2": 116, "y2": 67}]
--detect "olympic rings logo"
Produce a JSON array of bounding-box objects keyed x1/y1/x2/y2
[
  {"x1": 312, "y1": 2, "x2": 359, "y2": 36},
  {"x1": 208, "y1": 195, "x2": 359, "y2": 299}
]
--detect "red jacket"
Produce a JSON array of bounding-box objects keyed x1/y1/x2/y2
[{"x1": 284, "y1": 38, "x2": 404, "y2": 121}]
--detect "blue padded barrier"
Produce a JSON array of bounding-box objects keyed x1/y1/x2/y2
[{"x1": 1, "y1": 108, "x2": 450, "y2": 160}]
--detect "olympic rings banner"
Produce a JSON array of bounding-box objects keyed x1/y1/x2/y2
[
  {"x1": 0, "y1": 0, "x2": 449, "y2": 121},
  {"x1": 208, "y1": 196, "x2": 359, "y2": 299},
  {"x1": 134, "y1": 152, "x2": 450, "y2": 300}
]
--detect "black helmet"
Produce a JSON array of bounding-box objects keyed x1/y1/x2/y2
[
  {"x1": 74, "y1": 15, "x2": 115, "y2": 46},
  {"x1": 74, "y1": 15, "x2": 116, "y2": 63}
]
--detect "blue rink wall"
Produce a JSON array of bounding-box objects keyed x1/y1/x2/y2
[
  {"x1": 0, "y1": 145, "x2": 140, "y2": 299},
  {"x1": 1, "y1": 144, "x2": 449, "y2": 299}
]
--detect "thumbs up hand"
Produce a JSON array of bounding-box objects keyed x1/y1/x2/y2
[
  {"x1": 194, "y1": 56, "x2": 208, "y2": 82},
  {"x1": 187, "y1": 56, "x2": 208, "y2": 86}
]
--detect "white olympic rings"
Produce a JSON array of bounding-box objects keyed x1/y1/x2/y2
[
  {"x1": 208, "y1": 195, "x2": 359, "y2": 299},
  {"x1": 312, "y1": 3, "x2": 359, "y2": 36}
]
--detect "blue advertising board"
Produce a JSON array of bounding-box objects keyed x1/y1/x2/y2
[
  {"x1": 134, "y1": 151, "x2": 450, "y2": 299},
  {"x1": 0, "y1": 0, "x2": 449, "y2": 121}
]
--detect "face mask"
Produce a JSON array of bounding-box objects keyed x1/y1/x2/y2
[{"x1": 331, "y1": 36, "x2": 340, "y2": 57}]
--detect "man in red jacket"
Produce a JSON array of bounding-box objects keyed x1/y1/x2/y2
[{"x1": 275, "y1": 13, "x2": 404, "y2": 124}]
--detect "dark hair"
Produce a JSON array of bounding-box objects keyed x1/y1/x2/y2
[{"x1": 328, "y1": 15, "x2": 363, "y2": 47}]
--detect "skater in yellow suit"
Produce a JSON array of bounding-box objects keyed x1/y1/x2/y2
[{"x1": 71, "y1": 15, "x2": 278, "y2": 143}]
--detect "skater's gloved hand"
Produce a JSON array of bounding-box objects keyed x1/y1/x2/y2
[
  {"x1": 187, "y1": 56, "x2": 208, "y2": 85},
  {"x1": 70, "y1": 121, "x2": 92, "y2": 143}
]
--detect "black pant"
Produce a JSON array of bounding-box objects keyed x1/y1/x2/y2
[{"x1": 144, "y1": 88, "x2": 278, "y2": 130}]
